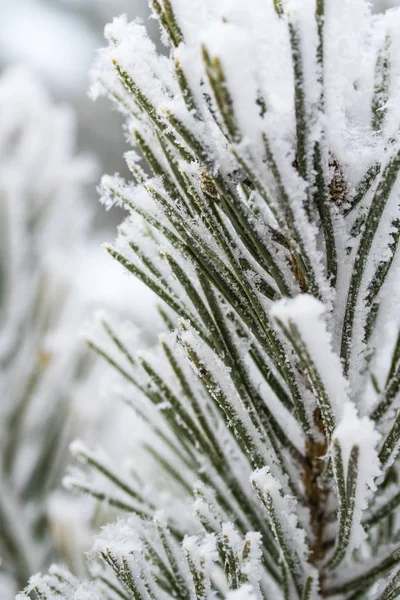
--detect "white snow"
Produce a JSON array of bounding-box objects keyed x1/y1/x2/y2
[
  {"x1": 332, "y1": 401, "x2": 382, "y2": 554},
  {"x1": 6, "y1": 0, "x2": 400, "y2": 598},
  {"x1": 271, "y1": 295, "x2": 350, "y2": 423},
  {"x1": 0, "y1": 1, "x2": 97, "y2": 92},
  {"x1": 225, "y1": 584, "x2": 258, "y2": 600}
]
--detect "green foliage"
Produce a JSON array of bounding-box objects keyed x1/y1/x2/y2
[{"x1": 18, "y1": 1, "x2": 400, "y2": 599}]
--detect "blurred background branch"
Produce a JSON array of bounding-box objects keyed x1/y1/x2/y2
[{"x1": 0, "y1": 0, "x2": 157, "y2": 229}]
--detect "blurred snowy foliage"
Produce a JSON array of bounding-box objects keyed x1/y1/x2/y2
[
  {"x1": 0, "y1": 0, "x2": 153, "y2": 229},
  {"x1": 374, "y1": 0, "x2": 400, "y2": 9},
  {"x1": 0, "y1": 62, "x2": 164, "y2": 599},
  {"x1": 0, "y1": 65, "x2": 97, "y2": 597}
]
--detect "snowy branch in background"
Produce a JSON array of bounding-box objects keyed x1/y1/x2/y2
[{"x1": 0, "y1": 67, "x2": 98, "y2": 598}]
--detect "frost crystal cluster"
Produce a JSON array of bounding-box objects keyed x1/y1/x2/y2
[
  {"x1": 21, "y1": 1, "x2": 400, "y2": 599},
  {"x1": 0, "y1": 67, "x2": 95, "y2": 597}
]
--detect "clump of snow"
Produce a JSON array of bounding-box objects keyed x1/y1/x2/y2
[
  {"x1": 332, "y1": 401, "x2": 382, "y2": 554},
  {"x1": 225, "y1": 584, "x2": 258, "y2": 600},
  {"x1": 201, "y1": 22, "x2": 261, "y2": 145},
  {"x1": 251, "y1": 467, "x2": 309, "y2": 565},
  {"x1": 271, "y1": 294, "x2": 350, "y2": 423}
]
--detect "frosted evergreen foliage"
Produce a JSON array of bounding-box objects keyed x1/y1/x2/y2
[
  {"x1": 24, "y1": 1, "x2": 400, "y2": 599},
  {"x1": 0, "y1": 67, "x2": 96, "y2": 597}
]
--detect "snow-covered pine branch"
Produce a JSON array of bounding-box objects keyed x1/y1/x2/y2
[{"x1": 22, "y1": 0, "x2": 400, "y2": 599}]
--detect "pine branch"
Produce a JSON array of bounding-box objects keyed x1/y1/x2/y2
[{"x1": 22, "y1": 3, "x2": 400, "y2": 599}]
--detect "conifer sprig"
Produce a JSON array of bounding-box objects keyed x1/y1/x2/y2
[{"x1": 22, "y1": 1, "x2": 400, "y2": 599}]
